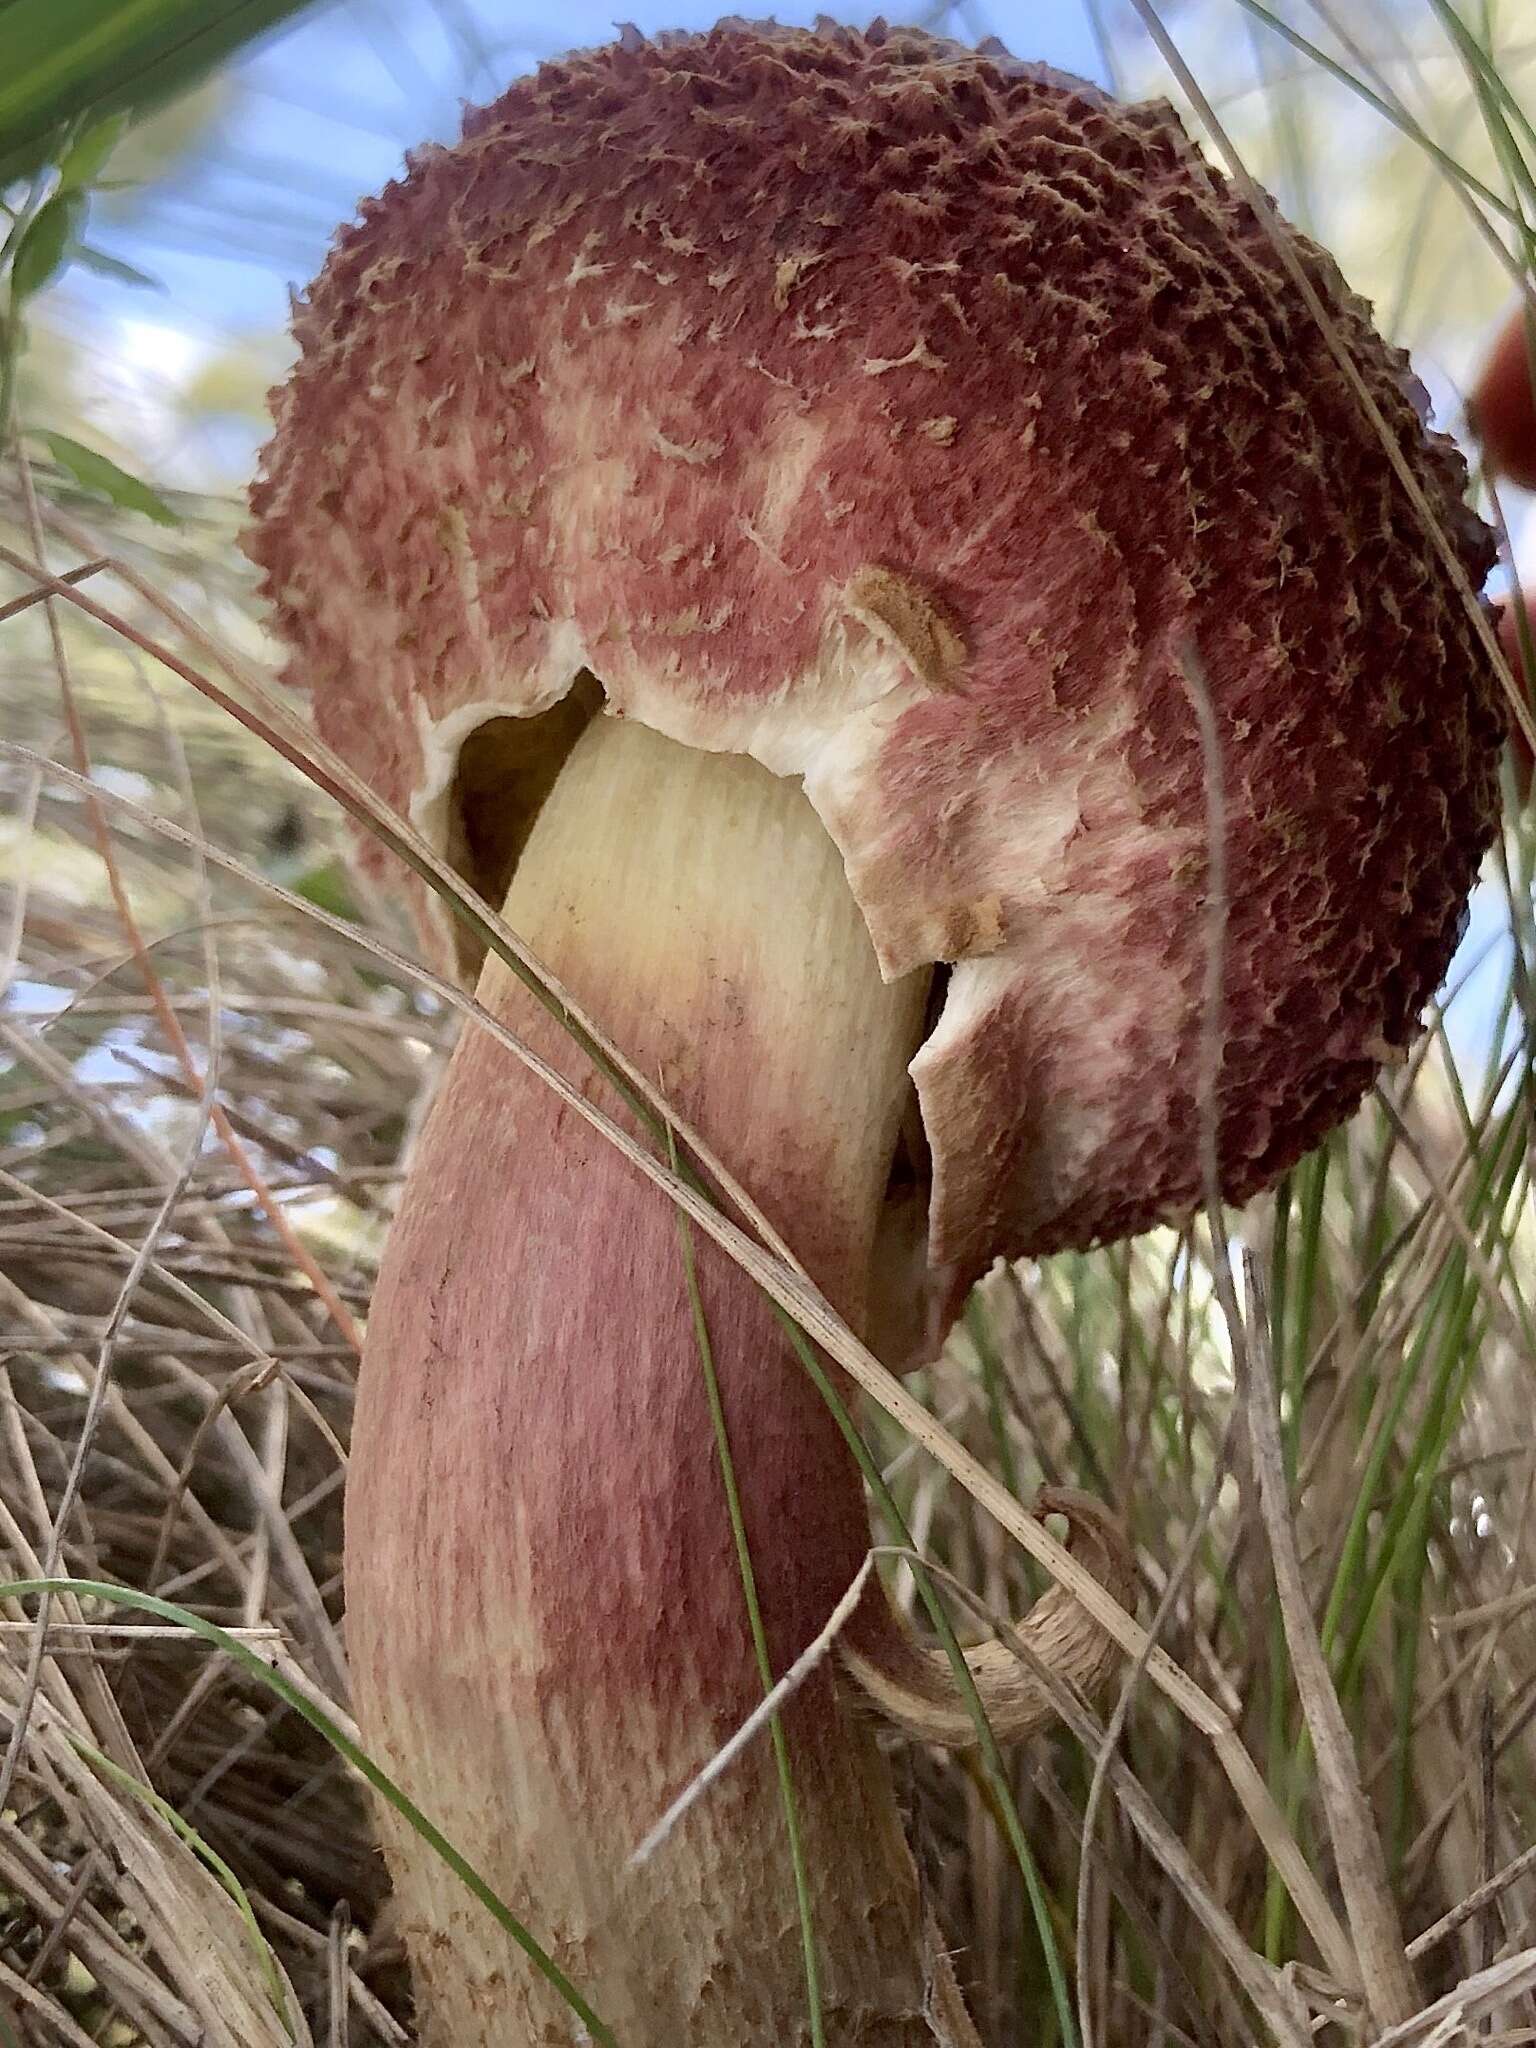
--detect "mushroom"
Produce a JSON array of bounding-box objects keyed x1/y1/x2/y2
[
  {"x1": 247, "y1": 21, "x2": 1502, "y2": 2045},
  {"x1": 1472, "y1": 301, "x2": 1536, "y2": 490}
]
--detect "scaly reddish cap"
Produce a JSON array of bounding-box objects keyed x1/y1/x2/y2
[{"x1": 247, "y1": 19, "x2": 1503, "y2": 1276}]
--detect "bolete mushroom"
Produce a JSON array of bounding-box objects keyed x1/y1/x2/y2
[
  {"x1": 1472, "y1": 301, "x2": 1536, "y2": 490},
  {"x1": 1471, "y1": 307, "x2": 1536, "y2": 794},
  {"x1": 248, "y1": 21, "x2": 1502, "y2": 2045}
]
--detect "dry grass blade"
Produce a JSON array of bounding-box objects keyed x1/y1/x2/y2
[
  {"x1": 1240, "y1": 1252, "x2": 1419, "y2": 2027},
  {"x1": 629, "y1": 1555, "x2": 876, "y2": 1868},
  {"x1": 1408, "y1": 1840, "x2": 1536, "y2": 1962},
  {"x1": 0, "y1": 1494, "x2": 311, "y2": 2045},
  {"x1": 872, "y1": 1550, "x2": 1317, "y2": 2048},
  {"x1": 326, "y1": 1899, "x2": 351, "y2": 2048},
  {"x1": 1372, "y1": 1947, "x2": 1536, "y2": 2046},
  {"x1": 2, "y1": 483, "x2": 363, "y2": 1359}
]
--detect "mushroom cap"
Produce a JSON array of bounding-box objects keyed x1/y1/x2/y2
[
  {"x1": 247, "y1": 19, "x2": 1503, "y2": 1277},
  {"x1": 1472, "y1": 305, "x2": 1536, "y2": 491},
  {"x1": 1499, "y1": 595, "x2": 1534, "y2": 802}
]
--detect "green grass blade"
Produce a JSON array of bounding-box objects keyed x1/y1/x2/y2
[
  {"x1": 69, "y1": 1734, "x2": 294, "y2": 2033},
  {"x1": 966, "y1": 1293, "x2": 1026, "y2": 1500},
  {"x1": 771, "y1": 1312, "x2": 1082, "y2": 2048},
  {"x1": 0, "y1": 1579, "x2": 619, "y2": 2047},
  {"x1": 671, "y1": 1138, "x2": 826, "y2": 2048},
  {"x1": 38, "y1": 429, "x2": 179, "y2": 523},
  {"x1": 0, "y1": 0, "x2": 321, "y2": 185}
]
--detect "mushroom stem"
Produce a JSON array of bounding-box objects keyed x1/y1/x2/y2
[{"x1": 346, "y1": 714, "x2": 958, "y2": 2044}]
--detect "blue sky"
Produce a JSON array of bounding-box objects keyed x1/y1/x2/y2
[{"x1": 77, "y1": 0, "x2": 1105, "y2": 341}]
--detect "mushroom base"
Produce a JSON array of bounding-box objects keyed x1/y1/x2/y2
[{"x1": 344, "y1": 718, "x2": 971, "y2": 2043}]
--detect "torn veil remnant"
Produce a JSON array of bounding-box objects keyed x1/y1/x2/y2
[{"x1": 249, "y1": 18, "x2": 1501, "y2": 2045}]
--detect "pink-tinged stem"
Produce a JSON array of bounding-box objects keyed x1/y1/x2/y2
[{"x1": 345, "y1": 717, "x2": 962, "y2": 2043}]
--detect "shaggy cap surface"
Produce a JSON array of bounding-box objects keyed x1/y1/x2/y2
[{"x1": 248, "y1": 18, "x2": 1503, "y2": 1273}]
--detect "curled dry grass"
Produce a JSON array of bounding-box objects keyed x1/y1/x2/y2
[{"x1": 6, "y1": 2, "x2": 1536, "y2": 2043}]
